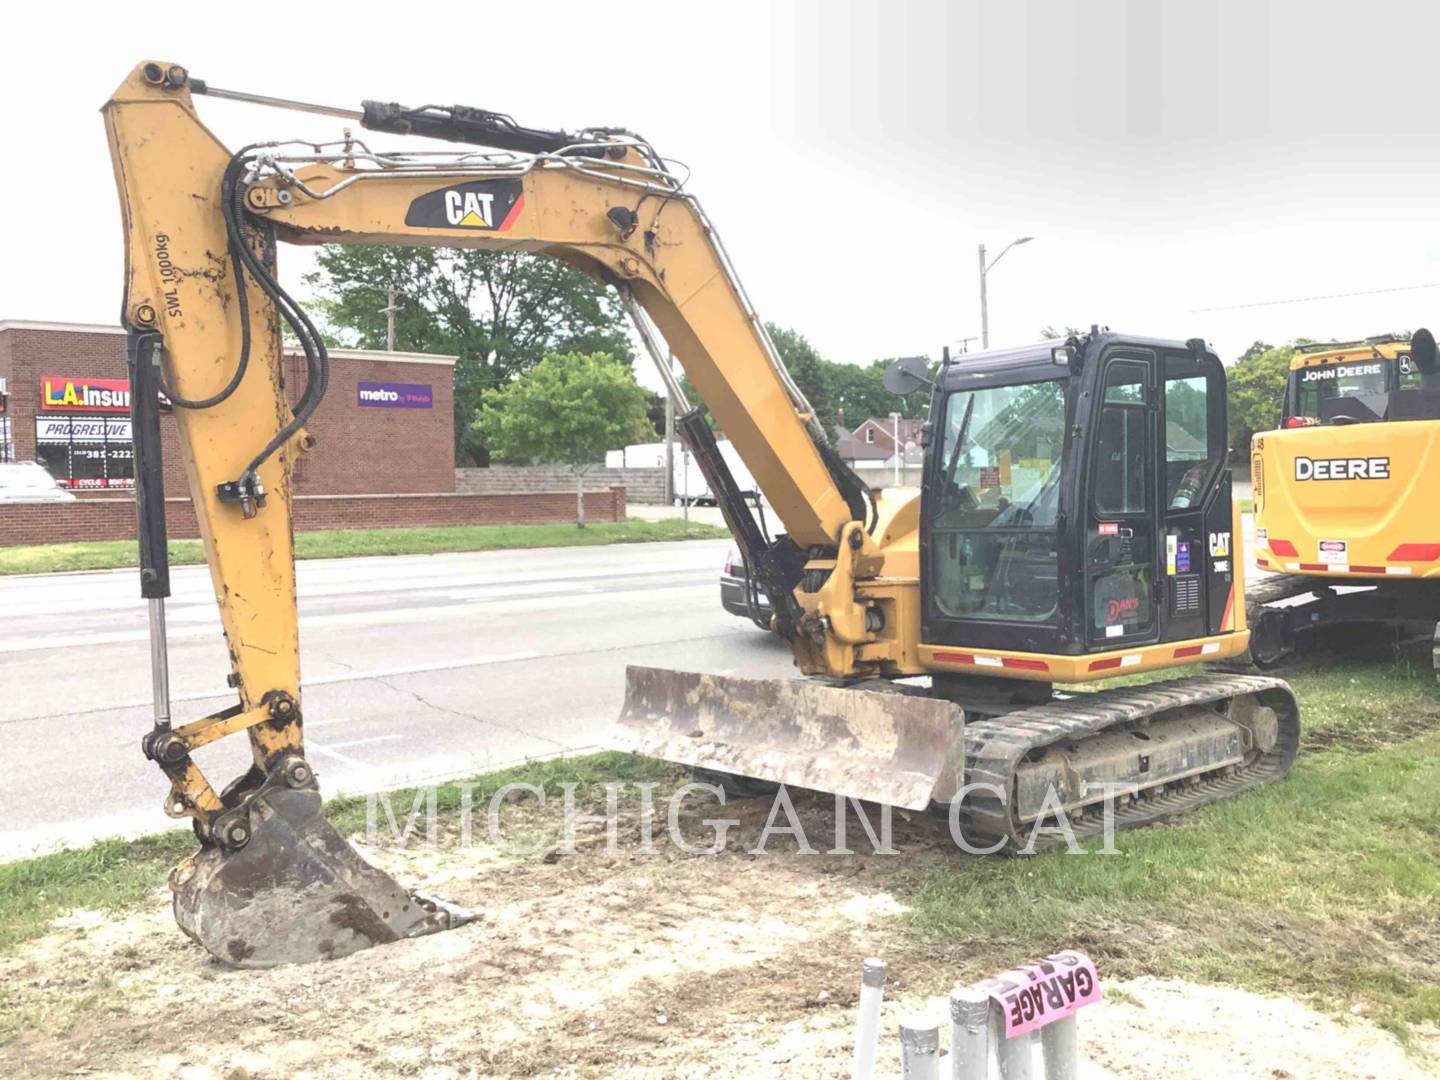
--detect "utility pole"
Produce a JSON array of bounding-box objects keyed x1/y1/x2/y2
[
  {"x1": 977, "y1": 236, "x2": 1034, "y2": 350},
  {"x1": 890, "y1": 411, "x2": 902, "y2": 487},
  {"x1": 380, "y1": 285, "x2": 400, "y2": 351},
  {"x1": 663, "y1": 355, "x2": 676, "y2": 506},
  {"x1": 977, "y1": 245, "x2": 989, "y2": 351}
]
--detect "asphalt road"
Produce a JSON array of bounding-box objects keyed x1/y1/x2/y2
[{"x1": 0, "y1": 538, "x2": 796, "y2": 860}]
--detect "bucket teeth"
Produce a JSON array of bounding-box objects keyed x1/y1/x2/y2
[{"x1": 172, "y1": 784, "x2": 473, "y2": 968}]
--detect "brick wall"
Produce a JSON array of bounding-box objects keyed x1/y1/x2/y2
[
  {"x1": 0, "y1": 324, "x2": 456, "y2": 498},
  {"x1": 0, "y1": 487, "x2": 627, "y2": 548},
  {"x1": 457, "y1": 465, "x2": 667, "y2": 504}
]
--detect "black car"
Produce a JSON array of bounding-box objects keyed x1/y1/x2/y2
[{"x1": 719, "y1": 545, "x2": 772, "y2": 629}]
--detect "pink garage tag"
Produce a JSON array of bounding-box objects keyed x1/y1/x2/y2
[{"x1": 976, "y1": 950, "x2": 1102, "y2": 1039}]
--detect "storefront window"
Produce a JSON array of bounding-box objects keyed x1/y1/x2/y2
[
  {"x1": 36, "y1": 415, "x2": 134, "y2": 488},
  {"x1": 0, "y1": 417, "x2": 13, "y2": 462}
]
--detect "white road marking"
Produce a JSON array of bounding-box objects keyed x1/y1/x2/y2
[
  {"x1": 306, "y1": 743, "x2": 372, "y2": 769},
  {"x1": 320, "y1": 734, "x2": 402, "y2": 752}
]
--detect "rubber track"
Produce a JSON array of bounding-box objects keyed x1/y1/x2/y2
[
  {"x1": 959, "y1": 672, "x2": 1300, "y2": 851},
  {"x1": 1245, "y1": 573, "x2": 1440, "y2": 676}
]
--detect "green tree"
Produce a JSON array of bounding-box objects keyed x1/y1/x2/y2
[
  {"x1": 1226, "y1": 341, "x2": 1295, "y2": 454},
  {"x1": 665, "y1": 324, "x2": 923, "y2": 441},
  {"x1": 1039, "y1": 325, "x2": 1084, "y2": 340},
  {"x1": 828, "y1": 358, "x2": 926, "y2": 429},
  {"x1": 766, "y1": 323, "x2": 833, "y2": 428},
  {"x1": 305, "y1": 247, "x2": 635, "y2": 464},
  {"x1": 476, "y1": 352, "x2": 653, "y2": 526}
]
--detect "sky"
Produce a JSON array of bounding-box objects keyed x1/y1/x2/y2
[{"x1": 6, "y1": 0, "x2": 1440, "y2": 395}]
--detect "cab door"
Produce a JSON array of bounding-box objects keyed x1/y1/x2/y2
[{"x1": 1083, "y1": 351, "x2": 1160, "y2": 648}]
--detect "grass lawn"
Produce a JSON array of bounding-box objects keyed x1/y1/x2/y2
[
  {"x1": 907, "y1": 654, "x2": 1440, "y2": 1043},
  {"x1": 0, "y1": 518, "x2": 729, "y2": 576}
]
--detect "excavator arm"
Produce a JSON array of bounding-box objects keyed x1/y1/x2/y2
[{"x1": 103, "y1": 61, "x2": 900, "y2": 966}]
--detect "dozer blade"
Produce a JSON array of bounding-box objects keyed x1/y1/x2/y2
[
  {"x1": 172, "y1": 784, "x2": 472, "y2": 968},
  {"x1": 606, "y1": 665, "x2": 961, "y2": 810}
]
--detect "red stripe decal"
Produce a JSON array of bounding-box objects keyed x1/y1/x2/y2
[
  {"x1": 933, "y1": 652, "x2": 975, "y2": 665},
  {"x1": 1298, "y1": 563, "x2": 1327, "y2": 572},
  {"x1": 1089, "y1": 656, "x2": 1124, "y2": 671},
  {"x1": 1174, "y1": 645, "x2": 1204, "y2": 659},
  {"x1": 1255, "y1": 557, "x2": 1270, "y2": 568},
  {"x1": 1220, "y1": 585, "x2": 1235, "y2": 632},
  {"x1": 1349, "y1": 565, "x2": 1384, "y2": 575},
  {"x1": 1388, "y1": 543, "x2": 1440, "y2": 562},
  {"x1": 498, "y1": 194, "x2": 526, "y2": 232},
  {"x1": 1002, "y1": 657, "x2": 1050, "y2": 672}
]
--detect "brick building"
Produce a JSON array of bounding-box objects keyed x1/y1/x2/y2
[
  {"x1": 0, "y1": 321, "x2": 626, "y2": 545},
  {"x1": 0, "y1": 321, "x2": 456, "y2": 494}
]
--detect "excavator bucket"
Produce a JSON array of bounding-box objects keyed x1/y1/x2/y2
[
  {"x1": 607, "y1": 665, "x2": 962, "y2": 810},
  {"x1": 171, "y1": 785, "x2": 472, "y2": 968}
]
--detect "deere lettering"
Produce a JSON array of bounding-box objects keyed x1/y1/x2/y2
[
  {"x1": 1294, "y1": 456, "x2": 1390, "y2": 481},
  {"x1": 1300, "y1": 362, "x2": 1382, "y2": 382}
]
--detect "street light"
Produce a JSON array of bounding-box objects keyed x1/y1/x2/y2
[
  {"x1": 977, "y1": 236, "x2": 1033, "y2": 350},
  {"x1": 889, "y1": 411, "x2": 902, "y2": 487}
]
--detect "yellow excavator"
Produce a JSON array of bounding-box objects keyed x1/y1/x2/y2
[
  {"x1": 1249, "y1": 333, "x2": 1440, "y2": 670},
  {"x1": 104, "y1": 61, "x2": 1300, "y2": 968}
]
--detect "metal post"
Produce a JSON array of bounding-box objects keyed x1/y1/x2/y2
[
  {"x1": 993, "y1": 1005, "x2": 1032, "y2": 1080},
  {"x1": 851, "y1": 957, "x2": 887, "y2": 1080},
  {"x1": 1040, "y1": 1015, "x2": 1078, "y2": 1080},
  {"x1": 978, "y1": 243, "x2": 989, "y2": 350},
  {"x1": 900, "y1": 1015, "x2": 941, "y2": 1080},
  {"x1": 949, "y1": 986, "x2": 989, "y2": 1080},
  {"x1": 890, "y1": 411, "x2": 902, "y2": 487},
  {"x1": 380, "y1": 285, "x2": 399, "y2": 352},
  {"x1": 664, "y1": 357, "x2": 676, "y2": 506},
  {"x1": 681, "y1": 444, "x2": 690, "y2": 524},
  {"x1": 147, "y1": 597, "x2": 171, "y2": 729}
]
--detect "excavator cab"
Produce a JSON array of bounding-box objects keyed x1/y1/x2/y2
[{"x1": 923, "y1": 333, "x2": 1237, "y2": 663}]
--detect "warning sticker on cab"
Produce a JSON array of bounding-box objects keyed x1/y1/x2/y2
[
  {"x1": 975, "y1": 950, "x2": 1103, "y2": 1039},
  {"x1": 1318, "y1": 539, "x2": 1348, "y2": 565}
]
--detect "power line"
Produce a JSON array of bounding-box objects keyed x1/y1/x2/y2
[{"x1": 1191, "y1": 281, "x2": 1440, "y2": 313}]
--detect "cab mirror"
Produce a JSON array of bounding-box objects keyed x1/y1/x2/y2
[
  {"x1": 883, "y1": 355, "x2": 933, "y2": 396},
  {"x1": 1411, "y1": 327, "x2": 1438, "y2": 375}
]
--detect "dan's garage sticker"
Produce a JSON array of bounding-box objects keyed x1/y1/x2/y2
[{"x1": 1318, "y1": 539, "x2": 1348, "y2": 565}]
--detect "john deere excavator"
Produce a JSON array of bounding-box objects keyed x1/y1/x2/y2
[
  {"x1": 1248, "y1": 332, "x2": 1440, "y2": 671},
  {"x1": 105, "y1": 61, "x2": 1299, "y2": 968}
]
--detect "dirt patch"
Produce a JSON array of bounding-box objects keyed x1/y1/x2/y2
[
  {"x1": 1303, "y1": 705, "x2": 1440, "y2": 753},
  {"x1": 1, "y1": 794, "x2": 1435, "y2": 1079}
]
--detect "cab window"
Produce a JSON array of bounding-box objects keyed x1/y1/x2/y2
[
  {"x1": 1164, "y1": 358, "x2": 1223, "y2": 510},
  {"x1": 1290, "y1": 361, "x2": 1388, "y2": 420},
  {"x1": 930, "y1": 379, "x2": 1065, "y2": 623}
]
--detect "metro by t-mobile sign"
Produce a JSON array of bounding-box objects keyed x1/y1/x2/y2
[{"x1": 357, "y1": 381, "x2": 433, "y2": 409}]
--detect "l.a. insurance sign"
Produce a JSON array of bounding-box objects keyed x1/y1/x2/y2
[{"x1": 357, "y1": 381, "x2": 433, "y2": 409}]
